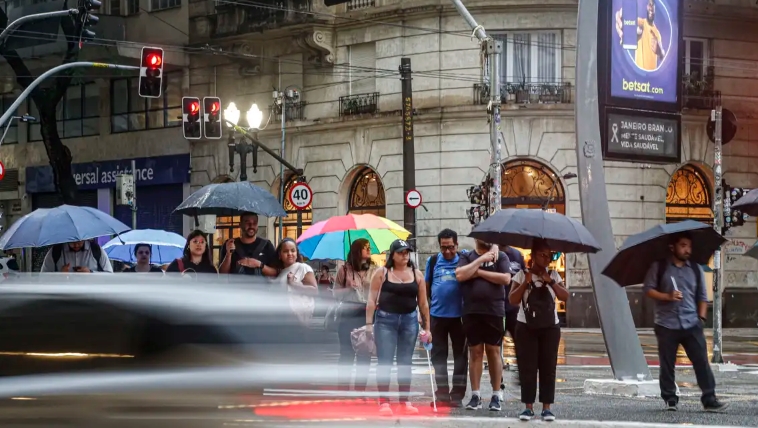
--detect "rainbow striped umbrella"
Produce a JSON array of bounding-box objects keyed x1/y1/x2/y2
[{"x1": 296, "y1": 214, "x2": 411, "y2": 261}]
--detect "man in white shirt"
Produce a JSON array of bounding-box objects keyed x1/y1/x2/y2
[{"x1": 40, "y1": 240, "x2": 114, "y2": 273}]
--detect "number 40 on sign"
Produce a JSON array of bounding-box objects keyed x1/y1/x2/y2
[{"x1": 288, "y1": 181, "x2": 313, "y2": 210}]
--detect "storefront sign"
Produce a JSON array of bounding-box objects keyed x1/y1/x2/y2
[
  {"x1": 26, "y1": 154, "x2": 191, "y2": 193},
  {"x1": 609, "y1": 0, "x2": 681, "y2": 107},
  {"x1": 604, "y1": 110, "x2": 680, "y2": 163}
]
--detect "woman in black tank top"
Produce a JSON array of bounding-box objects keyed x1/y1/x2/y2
[{"x1": 365, "y1": 239, "x2": 431, "y2": 416}]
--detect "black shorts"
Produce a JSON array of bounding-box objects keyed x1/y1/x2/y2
[{"x1": 462, "y1": 314, "x2": 504, "y2": 347}]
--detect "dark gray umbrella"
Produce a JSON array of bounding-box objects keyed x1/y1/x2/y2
[
  {"x1": 174, "y1": 182, "x2": 287, "y2": 217},
  {"x1": 468, "y1": 208, "x2": 601, "y2": 253},
  {"x1": 732, "y1": 188, "x2": 758, "y2": 217},
  {"x1": 602, "y1": 220, "x2": 726, "y2": 287}
]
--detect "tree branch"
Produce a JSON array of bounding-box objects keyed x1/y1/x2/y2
[{"x1": 0, "y1": 7, "x2": 35, "y2": 89}]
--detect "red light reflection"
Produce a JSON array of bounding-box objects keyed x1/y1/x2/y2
[
  {"x1": 250, "y1": 399, "x2": 450, "y2": 421},
  {"x1": 211, "y1": 102, "x2": 220, "y2": 113},
  {"x1": 189, "y1": 102, "x2": 200, "y2": 114}
]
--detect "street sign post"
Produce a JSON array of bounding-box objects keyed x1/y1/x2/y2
[
  {"x1": 288, "y1": 182, "x2": 313, "y2": 210},
  {"x1": 0, "y1": 160, "x2": 5, "y2": 181},
  {"x1": 405, "y1": 189, "x2": 422, "y2": 209}
]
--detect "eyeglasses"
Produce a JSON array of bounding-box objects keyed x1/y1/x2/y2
[{"x1": 440, "y1": 245, "x2": 456, "y2": 251}]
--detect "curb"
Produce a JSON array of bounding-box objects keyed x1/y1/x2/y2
[{"x1": 406, "y1": 416, "x2": 744, "y2": 427}]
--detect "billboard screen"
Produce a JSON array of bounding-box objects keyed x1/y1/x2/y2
[
  {"x1": 609, "y1": 0, "x2": 681, "y2": 106},
  {"x1": 602, "y1": 107, "x2": 681, "y2": 164}
]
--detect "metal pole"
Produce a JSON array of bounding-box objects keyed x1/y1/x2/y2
[
  {"x1": 0, "y1": 117, "x2": 17, "y2": 147},
  {"x1": 449, "y1": 0, "x2": 487, "y2": 40},
  {"x1": 488, "y1": 39, "x2": 503, "y2": 214},
  {"x1": 0, "y1": 9, "x2": 80, "y2": 46},
  {"x1": 131, "y1": 159, "x2": 137, "y2": 230},
  {"x1": 224, "y1": 120, "x2": 301, "y2": 174},
  {"x1": 712, "y1": 106, "x2": 724, "y2": 363},
  {"x1": 574, "y1": 0, "x2": 651, "y2": 380},
  {"x1": 278, "y1": 92, "x2": 286, "y2": 244},
  {"x1": 0, "y1": 62, "x2": 139, "y2": 128},
  {"x1": 400, "y1": 58, "x2": 416, "y2": 240}
]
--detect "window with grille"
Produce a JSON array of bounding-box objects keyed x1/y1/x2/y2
[
  {"x1": 28, "y1": 82, "x2": 100, "y2": 142},
  {"x1": 151, "y1": 0, "x2": 180, "y2": 11}
]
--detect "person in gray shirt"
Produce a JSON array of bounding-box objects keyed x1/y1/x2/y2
[{"x1": 643, "y1": 233, "x2": 726, "y2": 413}]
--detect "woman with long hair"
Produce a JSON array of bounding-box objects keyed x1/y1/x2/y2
[
  {"x1": 333, "y1": 238, "x2": 375, "y2": 394},
  {"x1": 366, "y1": 239, "x2": 431, "y2": 416},
  {"x1": 271, "y1": 238, "x2": 318, "y2": 325},
  {"x1": 508, "y1": 239, "x2": 568, "y2": 422},
  {"x1": 166, "y1": 230, "x2": 218, "y2": 274}
]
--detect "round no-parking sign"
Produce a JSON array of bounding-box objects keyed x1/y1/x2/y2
[
  {"x1": 0, "y1": 160, "x2": 5, "y2": 181},
  {"x1": 288, "y1": 182, "x2": 313, "y2": 210}
]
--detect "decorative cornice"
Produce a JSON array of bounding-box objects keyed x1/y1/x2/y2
[{"x1": 294, "y1": 29, "x2": 336, "y2": 67}]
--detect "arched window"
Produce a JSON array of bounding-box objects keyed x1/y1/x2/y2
[
  {"x1": 501, "y1": 159, "x2": 565, "y2": 214},
  {"x1": 274, "y1": 175, "x2": 313, "y2": 245},
  {"x1": 348, "y1": 167, "x2": 386, "y2": 217},
  {"x1": 665, "y1": 164, "x2": 713, "y2": 224}
]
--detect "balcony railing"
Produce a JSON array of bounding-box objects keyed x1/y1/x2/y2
[
  {"x1": 272, "y1": 101, "x2": 307, "y2": 122},
  {"x1": 473, "y1": 82, "x2": 572, "y2": 105},
  {"x1": 347, "y1": 0, "x2": 375, "y2": 10},
  {"x1": 683, "y1": 68, "x2": 720, "y2": 110},
  {"x1": 339, "y1": 92, "x2": 379, "y2": 117},
  {"x1": 211, "y1": 0, "x2": 314, "y2": 37}
]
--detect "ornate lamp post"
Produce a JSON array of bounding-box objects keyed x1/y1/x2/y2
[{"x1": 225, "y1": 102, "x2": 264, "y2": 182}]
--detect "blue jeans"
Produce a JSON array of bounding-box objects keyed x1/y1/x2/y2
[{"x1": 374, "y1": 309, "x2": 419, "y2": 403}]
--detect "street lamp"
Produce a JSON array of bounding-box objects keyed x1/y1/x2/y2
[
  {"x1": 224, "y1": 102, "x2": 240, "y2": 128},
  {"x1": 246, "y1": 104, "x2": 263, "y2": 129},
  {"x1": 0, "y1": 114, "x2": 36, "y2": 147},
  {"x1": 226, "y1": 102, "x2": 263, "y2": 182}
]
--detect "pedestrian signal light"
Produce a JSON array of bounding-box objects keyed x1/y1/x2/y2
[
  {"x1": 138, "y1": 47, "x2": 164, "y2": 98},
  {"x1": 203, "y1": 97, "x2": 222, "y2": 139},
  {"x1": 182, "y1": 97, "x2": 202, "y2": 140}
]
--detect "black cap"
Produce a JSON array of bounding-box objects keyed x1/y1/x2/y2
[{"x1": 389, "y1": 239, "x2": 412, "y2": 254}]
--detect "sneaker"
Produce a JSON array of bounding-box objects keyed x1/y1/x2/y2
[
  {"x1": 488, "y1": 395, "x2": 502, "y2": 411},
  {"x1": 379, "y1": 403, "x2": 393, "y2": 416},
  {"x1": 704, "y1": 399, "x2": 729, "y2": 413},
  {"x1": 402, "y1": 402, "x2": 419, "y2": 415},
  {"x1": 541, "y1": 409, "x2": 556, "y2": 421},
  {"x1": 665, "y1": 401, "x2": 678, "y2": 411},
  {"x1": 519, "y1": 408, "x2": 535, "y2": 421},
  {"x1": 465, "y1": 395, "x2": 482, "y2": 410}
]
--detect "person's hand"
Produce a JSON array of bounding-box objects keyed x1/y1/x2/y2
[
  {"x1": 540, "y1": 270, "x2": 552, "y2": 283},
  {"x1": 490, "y1": 244, "x2": 499, "y2": 261},
  {"x1": 287, "y1": 272, "x2": 296, "y2": 285},
  {"x1": 424, "y1": 330, "x2": 432, "y2": 343},
  {"x1": 615, "y1": 9, "x2": 624, "y2": 39},
  {"x1": 479, "y1": 251, "x2": 496, "y2": 264},
  {"x1": 650, "y1": 30, "x2": 659, "y2": 54},
  {"x1": 238, "y1": 257, "x2": 262, "y2": 268},
  {"x1": 225, "y1": 239, "x2": 236, "y2": 253},
  {"x1": 76, "y1": 266, "x2": 92, "y2": 273},
  {"x1": 669, "y1": 290, "x2": 683, "y2": 302},
  {"x1": 61, "y1": 263, "x2": 71, "y2": 273},
  {"x1": 365, "y1": 324, "x2": 374, "y2": 334}
]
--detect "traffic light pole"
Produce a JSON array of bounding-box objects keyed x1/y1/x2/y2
[
  {"x1": 0, "y1": 8, "x2": 80, "y2": 46},
  {"x1": 399, "y1": 58, "x2": 416, "y2": 242},
  {"x1": 131, "y1": 159, "x2": 137, "y2": 230},
  {"x1": 448, "y1": 0, "x2": 502, "y2": 215},
  {"x1": 711, "y1": 105, "x2": 724, "y2": 363},
  {"x1": 224, "y1": 120, "x2": 302, "y2": 177},
  {"x1": 0, "y1": 62, "x2": 139, "y2": 128}
]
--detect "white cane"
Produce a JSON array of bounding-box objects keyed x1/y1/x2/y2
[{"x1": 424, "y1": 343, "x2": 438, "y2": 413}]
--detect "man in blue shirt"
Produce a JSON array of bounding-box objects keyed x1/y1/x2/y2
[
  {"x1": 643, "y1": 233, "x2": 727, "y2": 413},
  {"x1": 425, "y1": 228, "x2": 467, "y2": 407}
]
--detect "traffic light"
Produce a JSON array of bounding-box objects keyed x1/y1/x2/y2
[
  {"x1": 203, "y1": 97, "x2": 222, "y2": 139},
  {"x1": 182, "y1": 97, "x2": 201, "y2": 140},
  {"x1": 139, "y1": 47, "x2": 164, "y2": 98},
  {"x1": 79, "y1": 0, "x2": 101, "y2": 45}
]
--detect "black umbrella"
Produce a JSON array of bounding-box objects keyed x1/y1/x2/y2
[
  {"x1": 602, "y1": 220, "x2": 726, "y2": 287},
  {"x1": 468, "y1": 208, "x2": 601, "y2": 253},
  {"x1": 732, "y1": 188, "x2": 758, "y2": 217},
  {"x1": 174, "y1": 181, "x2": 287, "y2": 217}
]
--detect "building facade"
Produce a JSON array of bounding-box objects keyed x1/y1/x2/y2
[{"x1": 1, "y1": 0, "x2": 757, "y2": 326}]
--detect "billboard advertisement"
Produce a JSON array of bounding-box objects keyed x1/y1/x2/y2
[
  {"x1": 602, "y1": 107, "x2": 681, "y2": 164},
  {"x1": 609, "y1": 0, "x2": 681, "y2": 107}
]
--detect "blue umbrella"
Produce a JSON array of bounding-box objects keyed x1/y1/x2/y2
[
  {"x1": 102, "y1": 229, "x2": 185, "y2": 264},
  {"x1": 0, "y1": 205, "x2": 131, "y2": 250}
]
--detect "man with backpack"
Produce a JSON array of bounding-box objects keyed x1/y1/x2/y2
[
  {"x1": 40, "y1": 240, "x2": 113, "y2": 273},
  {"x1": 424, "y1": 228, "x2": 467, "y2": 408},
  {"x1": 218, "y1": 212, "x2": 277, "y2": 277},
  {"x1": 642, "y1": 232, "x2": 728, "y2": 413}
]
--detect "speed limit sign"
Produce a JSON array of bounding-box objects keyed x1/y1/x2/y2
[{"x1": 288, "y1": 181, "x2": 313, "y2": 210}]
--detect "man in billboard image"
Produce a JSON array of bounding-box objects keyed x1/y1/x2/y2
[{"x1": 615, "y1": 0, "x2": 666, "y2": 71}]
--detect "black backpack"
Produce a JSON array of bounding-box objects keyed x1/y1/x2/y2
[
  {"x1": 656, "y1": 260, "x2": 702, "y2": 295},
  {"x1": 52, "y1": 240, "x2": 105, "y2": 272},
  {"x1": 521, "y1": 271, "x2": 557, "y2": 329}
]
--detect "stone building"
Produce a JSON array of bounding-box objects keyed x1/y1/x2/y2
[{"x1": 1, "y1": 0, "x2": 757, "y2": 326}]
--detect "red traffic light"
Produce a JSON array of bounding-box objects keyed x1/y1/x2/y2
[
  {"x1": 190, "y1": 101, "x2": 200, "y2": 114},
  {"x1": 146, "y1": 53, "x2": 162, "y2": 68},
  {"x1": 210, "y1": 102, "x2": 220, "y2": 113}
]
